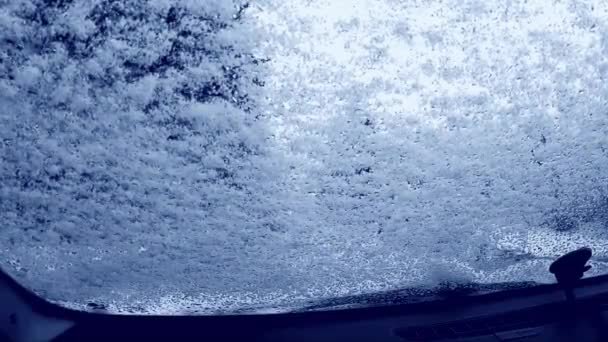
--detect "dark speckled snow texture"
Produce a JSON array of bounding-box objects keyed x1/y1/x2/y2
[{"x1": 3, "y1": 0, "x2": 608, "y2": 314}]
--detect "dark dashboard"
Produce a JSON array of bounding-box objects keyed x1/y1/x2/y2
[{"x1": 2, "y1": 248, "x2": 607, "y2": 341}]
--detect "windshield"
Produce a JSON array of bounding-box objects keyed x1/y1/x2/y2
[{"x1": 2, "y1": 0, "x2": 608, "y2": 315}]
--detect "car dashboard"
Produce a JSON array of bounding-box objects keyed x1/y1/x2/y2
[{"x1": 2, "y1": 248, "x2": 608, "y2": 342}]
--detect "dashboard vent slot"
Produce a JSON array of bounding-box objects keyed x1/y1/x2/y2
[{"x1": 395, "y1": 306, "x2": 559, "y2": 341}]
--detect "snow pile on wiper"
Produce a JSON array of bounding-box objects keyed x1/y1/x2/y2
[{"x1": 2, "y1": 0, "x2": 608, "y2": 314}]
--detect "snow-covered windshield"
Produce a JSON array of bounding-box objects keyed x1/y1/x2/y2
[{"x1": 2, "y1": 0, "x2": 608, "y2": 314}]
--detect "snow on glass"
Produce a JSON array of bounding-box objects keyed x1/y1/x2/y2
[{"x1": 2, "y1": 0, "x2": 608, "y2": 314}]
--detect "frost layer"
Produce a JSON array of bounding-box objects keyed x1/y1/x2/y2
[{"x1": 2, "y1": 0, "x2": 608, "y2": 313}]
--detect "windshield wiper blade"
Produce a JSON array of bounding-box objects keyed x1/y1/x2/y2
[{"x1": 296, "y1": 281, "x2": 538, "y2": 312}]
